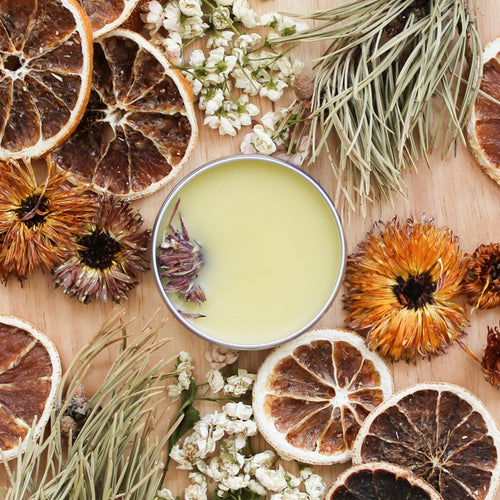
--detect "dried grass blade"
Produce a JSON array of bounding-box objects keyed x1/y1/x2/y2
[
  {"x1": 4, "y1": 311, "x2": 176, "y2": 500},
  {"x1": 275, "y1": 0, "x2": 482, "y2": 214}
]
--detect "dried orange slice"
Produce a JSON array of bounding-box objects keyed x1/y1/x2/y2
[
  {"x1": 353, "y1": 383, "x2": 500, "y2": 500},
  {"x1": 326, "y1": 462, "x2": 443, "y2": 500},
  {"x1": 49, "y1": 29, "x2": 198, "y2": 199},
  {"x1": 79, "y1": 0, "x2": 141, "y2": 38},
  {"x1": 0, "y1": 314, "x2": 61, "y2": 461},
  {"x1": 468, "y1": 37, "x2": 500, "y2": 185},
  {"x1": 0, "y1": 0, "x2": 93, "y2": 160},
  {"x1": 252, "y1": 328, "x2": 393, "y2": 465}
]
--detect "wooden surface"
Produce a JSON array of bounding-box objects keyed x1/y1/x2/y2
[{"x1": 2, "y1": 0, "x2": 500, "y2": 496}]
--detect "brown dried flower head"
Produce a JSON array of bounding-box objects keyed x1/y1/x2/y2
[
  {"x1": 343, "y1": 216, "x2": 468, "y2": 361},
  {"x1": 157, "y1": 199, "x2": 206, "y2": 306},
  {"x1": 60, "y1": 386, "x2": 92, "y2": 440},
  {"x1": 294, "y1": 74, "x2": 314, "y2": 102},
  {"x1": 53, "y1": 193, "x2": 150, "y2": 303},
  {"x1": 462, "y1": 243, "x2": 500, "y2": 310},
  {"x1": 0, "y1": 161, "x2": 97, "y2": 282},
  {"x1": 481, "y1": 325, "x2": 500, "y2": 388}
]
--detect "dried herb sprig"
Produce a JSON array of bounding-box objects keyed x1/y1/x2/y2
[
  {"x1": 2, "y1": 311, "x2": 179, "y2": 500},
  {"x1": 275, "y1": 0, "x2": 482, "y2": 214}
]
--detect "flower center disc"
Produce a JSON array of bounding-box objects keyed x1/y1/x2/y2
[
  {"x1": 16, "y1": 194, "x2": 50, "y2": 228},
  {"x1": 78, "y1": 230, "x2": 121, "y2": 270},
  {"x1": 489, "y1": 260, "x2": 500, "y2": 281},
  {"x1": 393, "y1": 272, "x2": 436, "y2": 310}
]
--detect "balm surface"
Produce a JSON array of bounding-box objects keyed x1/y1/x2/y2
[{"x1": 158, "y1": 158, "x2": 343, "y2": 346}]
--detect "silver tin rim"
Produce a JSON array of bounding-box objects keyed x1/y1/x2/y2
[{"x1": 151, "y1": 154, "x2": 346, "y2": 350}]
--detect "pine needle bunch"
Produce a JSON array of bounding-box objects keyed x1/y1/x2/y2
[
  {"x1": 2, "y1": 311, "x2": 178, "y2": 500},
  {"x1": 280, "y1": 0, "x2": 482, "y2": 214}
]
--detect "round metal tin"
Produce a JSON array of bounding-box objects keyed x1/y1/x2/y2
[{"x1": 151, "y1": 154, "x2": 346, "y2": 350}]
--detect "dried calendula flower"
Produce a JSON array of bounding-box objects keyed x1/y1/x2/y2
[
  {"x1": 462, "y1": 243, "x2": 500, "y2": 310},
  {"x1": 344, "y1": 216, "x2": 468, "y2": 361},
  {"x1": 0, "y1": 161, "x2": 97, "y2": 282},
  {"x1": 157, "y1": 199, "x2": 206, "y2": 305},
  {"x1": 481, "y1": 325, "x2": 500, "y2": 388},
  {"x1": 53, "y1": 194, "x2": 150, "y2": 303}
]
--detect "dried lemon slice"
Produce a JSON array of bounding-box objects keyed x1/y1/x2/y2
[
  {"x1": 0, "y1": 0, "x2": 93, "y2": 160},
  {"x1": 252, "y1": 328, "x2": 393, "y2": 465},
  {"x1": 353, "y1": 382, "x2": 500, "y2": 500},
  {"x1": 468, "y1": 37, "x2": 500, "y2": 185},
  {"x1": 49, "y1": 29, "x2": 198, "y2": 199},
  {"x1": 79, "y1": 0, "x2": 141, "y2": 38},
  {"x1": 0, "y1": 314, "x2": 61, "y2": 461},
  {"x1": 326, "y1": 462, "x2": 443, "y2": 500}
]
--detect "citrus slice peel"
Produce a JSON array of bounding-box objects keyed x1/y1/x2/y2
[
  {"x1": 0, "y1": 314, "x2": 61, "y2": 461},
  {"x1": 80, "y1": 0, "x2": 141, "y2": 38},
  {"x1": 326, "y1": 461, "x2": 444, "y2": 499},
  {"x1": 468, "y1": 36, "x2": 500, "y2": 185},
  {"x1": 353, "y1": 382, "x2": 500, "y2": 500},
  {"x1": 49, "y1": 28, "x2": 198, "y2": 199},
  {"x1": 253, "y1": 328, "x2": 393, "y2": 465},
  {"x1": 0, "y1": 0, "x2": 93, "y2": 160}
]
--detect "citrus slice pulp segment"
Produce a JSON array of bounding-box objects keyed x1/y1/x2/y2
[
  {"x1": 0, "y1": 314, "x2": 61, "y2": 461},
  {"x1": 252, "y1": 328, "x2": 393, "y2": 465},
  {"x1": 353, "y1": 383, "x2": 500, "y2": 500},
  {"x1": 326, "y1": 462, "x2": 444, "y2": 500},
  {"x1": 79, "y1": 0, "x2": 140, "y2": 38},
  {"x1": 468, "y1": 37, "x2": 500, "y2": 184},
  {"x1": 0, "y1": 0, "x2": 93, "y2": 159},
  {"x1": 49, "y1": 29, "x2": 198, "y2": 199}
]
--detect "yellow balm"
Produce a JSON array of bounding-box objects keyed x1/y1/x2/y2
[{"x1": 153, "y1": 156, "x2": 345, "y2": 349}]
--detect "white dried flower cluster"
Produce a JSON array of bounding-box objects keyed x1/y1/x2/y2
[
  {"x1": 205, "y1": 345, "x2": 239, "y2": 369},
  {"x1": 240, "y1": 108, "x2": 310, "y2": 166},
  {"x1": 206, "y1": 366, "x2": 255, "y2": 395},
  {"x1": 142, "y1": 0, "x2": 306, "y2": 138},
  {"x1": 156, "y1": 487, "x2": 175, "y2": 499},
  {"x1": 170, "y1": 402, "x2": 327, "y2": 500},
  {"x1": 204, "y1": 345, "x2": 244, "y2": 393},
  {"x1": 167, "y1": 350, "x2": 195, "y2": 401},
  {"x1": 223, "y1": 368, "x2": 255, "y2": 396}
]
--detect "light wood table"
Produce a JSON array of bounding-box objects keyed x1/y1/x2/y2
[{"x1": 1, "y1": 0, "x2": 500, "y2": 496}]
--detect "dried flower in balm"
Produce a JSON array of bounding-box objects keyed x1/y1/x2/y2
[
  {"x1": 53, "y1": 194, "x2": 150, "y2": 303},
  {"x1": 0, "y1": 161, "x2": 96, "y2": 282},
  {"x1": 462, "y1": 243, "x2": 500, "y2": 310},
  {"x1": 157, "y1": 199, "x2": 206, "y2": 306},
  {"x1": 344, "y1": 217, "x2": 468, "y2": 361}
]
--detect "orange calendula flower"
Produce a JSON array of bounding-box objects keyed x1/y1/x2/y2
[
  {"x1": 343, "y1": 217, "x2": 468, "y2": 361},
  {"x1": 462, "y1": 243, "x2": 500, "y2": 310},
  {"x1": 0, "y1": 161, "x2": 97, "y2": 282}
]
